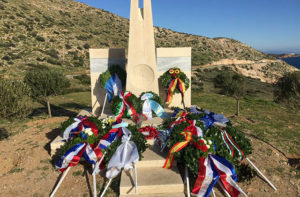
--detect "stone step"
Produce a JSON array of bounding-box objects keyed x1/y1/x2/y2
[
  {"x1": 120, "y1": 167, "x2": 184, "y2": 196},
  {"x1": 120, "y1": 192, "x2": 185, "y2": 197},
  {"x1": 137, "y1": 143, "x2": 170, "y2": 168}
]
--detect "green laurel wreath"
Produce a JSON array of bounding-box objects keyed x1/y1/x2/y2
[
  {"x1": 160, "y1": 67, "x2": 190, "y2": 93},
  {"x1": 110, "y1": 92, "x2": 142, "y2": 118},
  {"x1": 163, "y1": 112, "x2": 256, "y2": 182},
  {"x1": 54, "y1": 117, "x2": 148, "y2": 166},
  {"x1": 99, "y1": 65, "x2": 127, "y2": 89}
]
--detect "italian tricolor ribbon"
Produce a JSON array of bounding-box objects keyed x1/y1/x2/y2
[
  {"x1": 220, "y1": 129, "x2": 244, "y2": 160},
  {"x1": 116, "y1": 91, "x2": 137, "y2": 120},
  {"x1": 166, "y1": 76, "x2": 186, "y2": 106},
  {"x1": 163, "y1": 131, "x2": 192, "y2": 169}
]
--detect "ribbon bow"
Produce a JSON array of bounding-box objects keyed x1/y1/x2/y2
[
  {"x1": 141, "y1": 93, "x2": 169, "y2": 120},
  {"x1": 166, "y1": 75, "x2": 186, "y2": 106},
  {"x1": 106, "y1": 127, "x2": 139, "y2": 179},
  {"x1": 56, "y1": 142, "x2": 103, "y2": 172},
  {"x1": 192, "y1": 154, "x2": 247, "y2": 197},
  {"x1": 62, "y1": 116, "x2": 98, "y2": 141},
  {"x1": 93, "y1": 120, "x2": 128, "y2": 174},
  {"x1": 116, "y1": 91, "x2": 136, "y2": 120}
]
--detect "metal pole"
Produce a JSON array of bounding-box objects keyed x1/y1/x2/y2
[
  {"x1": 246, "y1": 158, "x2": 277, "y2": 191},
  {"x1": 50, "y1": 167, "x2": 71, "y2": 197},
  {"x1": 134, "y1": 164, "x2": 138, "y2": 194},
  {"x1": 100, "y1": 94, "x2": 108, "y2": 117},
  {"x1": 92, "y1": 164, "x2": 97, "y2": 197},
  {"x1": 185, "y1": 165, "x2": 190, "y2": 197},
  {"x1": 100, "y1": 179, "x2": 112, "y2": 197}
]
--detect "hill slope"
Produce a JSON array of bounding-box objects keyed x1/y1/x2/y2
[{"x1": 0, "y1": 0, "x2": 297, "y2": 81}]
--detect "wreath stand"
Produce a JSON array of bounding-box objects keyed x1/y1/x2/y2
[{"x1": 50, "y1": 164, "x2": 98, "y2": 197}]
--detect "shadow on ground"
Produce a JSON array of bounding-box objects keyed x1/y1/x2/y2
[{"x1": 30, "y1": 102, "x2": 88, "y2": 118}]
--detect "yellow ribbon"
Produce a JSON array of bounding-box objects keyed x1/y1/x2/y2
[{"x1": 163, "y1": 131, "x2": 192, "y2": 169}]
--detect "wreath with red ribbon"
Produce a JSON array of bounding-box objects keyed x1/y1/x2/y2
[{"x1": 160, "y1": 67, "x2": 190, "y2": 106}]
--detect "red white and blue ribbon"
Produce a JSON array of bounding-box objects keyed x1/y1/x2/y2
[
  {"x1": 98, "y1": 120, "x2": 126, "y2": 150},
  {"x1": 62, "y1": 116, "x2": 98, "y2": 141},
  {"x1": 56, "y1": 142, "x2": 103, "y2": 172},
  {"x1": 192, "y1": 154, "x2": 247, "y2": 197},
  {"x1": 116, "y1": 91, "x2": 137, "y2": 120}
]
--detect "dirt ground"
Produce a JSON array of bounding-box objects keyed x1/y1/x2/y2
[{"x1": 0, "y1": 117, "x2": 299, "y2": 197}]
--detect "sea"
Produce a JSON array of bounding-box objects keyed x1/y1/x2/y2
[{"x1": 281, "y1": 57, "x2": 300, "y2": 69}]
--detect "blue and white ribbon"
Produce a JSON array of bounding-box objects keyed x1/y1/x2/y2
[
  {"x1": 105, "y1": 74, "x2": 122, "y2": 102},
  {"x1": 141, "y1": 93, "x2": 169, "y2": 120}
]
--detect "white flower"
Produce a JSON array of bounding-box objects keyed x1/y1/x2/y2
[
  {"x1": 84, "y1": 128, "x2": 93, "y2": 136},
  {"x1": 206, "y1": 145, "x2": 210, "y2": 149},
  {"x1": 102, "y1": 125, "x2": 106, "y2": 129},
  {"x1": 203, "y1": 139, "x2": 207, "y2": 144},
  {"x1": 209, "y1": 140, "x2": 212, "y2": 145}
]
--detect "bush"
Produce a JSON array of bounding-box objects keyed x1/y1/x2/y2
[
  {"x1": 36, "y1": 35, "x2": 45, "y2": 42},
  {"x1": 274, "y1": 71, "x2": 300, "y2": 109},
  {"x1": 83, "y1": 43, "x2": 90, "y2": 49},
  {"x1": 24, "y1": 67, "x2": 70, "y2": 117},
  {"x1": 0, "y1": 128, "x2": 9, "y2": 141},
  {"x1": 0, "y1": 79, "x2": 32, "y2": 119},
  {"x1": 46, "y1": 48, "x2": 59, "y2": 59},
  {"x1": 74, "y1": 74, "x2": 90, "y2": 85},
  {"x1": 24, "y1": 67, "x2": 70, "y2": 99}
]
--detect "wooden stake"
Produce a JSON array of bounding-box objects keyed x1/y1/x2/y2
[
  {"x1": 50, "y1": 167, "x2": 71, "y2": 197},
  {"x1": 246, "y1": 158, "x2": 277, "y2": 191}
]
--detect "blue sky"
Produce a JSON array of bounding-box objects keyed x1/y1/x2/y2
[{"x1": 75, "y1": 0, "x2": 300, "y2": 53}]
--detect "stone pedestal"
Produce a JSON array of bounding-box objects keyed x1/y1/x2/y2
[
  {"x1": 89, "y1": 48, "x2": 126, "y2": 116},
  {"x1": 157, "y1": 47, "x2": 192, "y2": 108}
]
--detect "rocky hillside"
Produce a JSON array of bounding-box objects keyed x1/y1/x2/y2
[{"x1": 0, "y1": 0, "x2": 297, "y2": 81}]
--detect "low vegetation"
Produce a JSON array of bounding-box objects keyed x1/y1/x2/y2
[
  {"x1": 0, "y1": 78, "x2": 32, "y2": 119},
  {"x1": 24, "y1": 67, "x2": 70, "y2": 117},
  {"x1": 274, "y1": 71, "x2": 300, "y2": 109}
]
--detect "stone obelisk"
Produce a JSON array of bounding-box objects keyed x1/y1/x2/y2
[{"x1": 126, "y1": 0, "x2": 159, "y2": 96}]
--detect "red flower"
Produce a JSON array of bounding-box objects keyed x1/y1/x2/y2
[
  {"x1": 201, "y1": 145, "x2": 208, "y2": 152},
  {"x1": 199, "y1": 139, "x2": 204, "y2": 144}
]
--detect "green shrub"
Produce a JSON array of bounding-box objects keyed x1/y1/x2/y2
[
  {"x1": 83, "y1": 43, "x2": 90, "y2": 49},
  {"x1": 24, "y1": 67, "x2": 70, "y2": 117},
  {"x1": 36, "y1": 35, "x2": 45, "y2": 42},
  {"x1": 0, "y1": 79, "x2": 32, "y2": 119},
  {"x1": 74, "y1": 74, "x2": 90, "y2": 85},
  {"x1": 46, "y1": 57, "x2": 61, "y2": 65},
  {"x1": 0, "y1": 128, "x2": 9, "y2": 141},
  {"x1": 46, "y1": 48, "x2": 59, "y2": 59},
  {"x1": 24, "y1": 67, "x2": 70, "y2": 99},
  {"x1": 274, "y1": 71, "x2": 300, "y2": 109}
]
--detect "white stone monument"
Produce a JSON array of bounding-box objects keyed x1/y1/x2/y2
[
  {"x1": 126, "y1": 0, "x2": 159, "y2": 96},
  {"x1": 89, "y1": 0, "x2": 192, "y2": 116}
]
